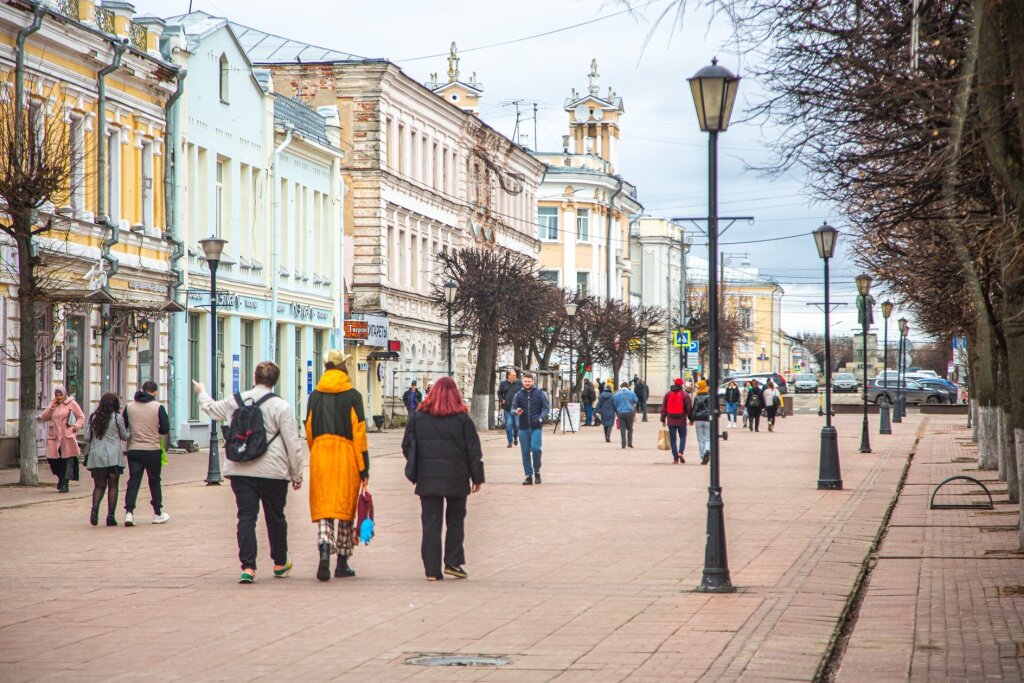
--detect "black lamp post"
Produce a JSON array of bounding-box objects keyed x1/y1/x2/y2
[
  {"x1": 444, "y1": 280, "x2": 458, "y2": 376},
  {"x1": 879, "y1": 300, "x2": 893, "y2": 434},
  {"x1": 689, "y1": 57, "x2": 740, "y2": 594},
  {"x1": 566, "y1": 301, "x2": 578, "y2": 402},
  {"x1": 814, "y1": 223, "x2": 842, "y2": 489},
  {"x1": 897, "y1": 318, "x2": 909, "y2": 420},
  {"x1": 856, "y1": 273, "x2": 873, "y2": 454},
  {"x1": 199, "y1": 236, "x2": 227, "y2": 485}
]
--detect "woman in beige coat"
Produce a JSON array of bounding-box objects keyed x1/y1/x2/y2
[{"x1": 39, "y1": 384, "x2": 85, "y2": 492}]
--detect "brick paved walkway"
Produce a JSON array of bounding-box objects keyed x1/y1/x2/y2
[
  {"x1": 836, "y1": 419, "x2": 1024, "y2": 682},
  {"x1": 0, "y1": 412, "x2": 931, "y2": 681}
]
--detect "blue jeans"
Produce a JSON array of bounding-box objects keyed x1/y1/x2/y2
[
  {"x1": 504, "y1": 409, "x2": 519, "y2": 444},
  {"x1": 583, "y1": 402, "x2": 594, "y2": 425},
  {"x1": 668, "y1": 425, "x2": 687, "y2": 460},
  {"x1": 518, "y1": 428, "x2": 542, "y2": 476},
  {"x1": 725, "y1": 402, "x2": 739, "y2": 422}
]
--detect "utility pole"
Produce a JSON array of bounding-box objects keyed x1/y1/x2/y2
[{"x1": 533, "y1": 102, "x2": 538, "y2": 151}]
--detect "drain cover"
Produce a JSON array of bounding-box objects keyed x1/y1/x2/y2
[{"x1": 405, "y1": 654, "x2": 509, "y2": 667}]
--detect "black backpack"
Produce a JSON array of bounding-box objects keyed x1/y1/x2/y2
[
  {"x1": 222, "y1": 393, "x2": 280, "y2": 462},
  {"x1": 692, "y1": 395, "x2": 711, "y2": 420}
]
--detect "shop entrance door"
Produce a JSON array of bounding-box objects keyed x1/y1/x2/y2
[{"x1": 110, "y1": 336, "x2": 128, "y2": 402}]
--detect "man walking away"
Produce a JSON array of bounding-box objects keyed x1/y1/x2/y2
[
  {"x1": 613, "y1": 382, "x2": 639, "y2": 449},
  {"x1": 581, "y1": 378, "x2": 596, "y2": 426},
  {"x1": 497, "y1": 370, "x2": 523, "y2": 448},
  {"x1": 193, "y1": 361, "x2": 306, "y2": 584},
  {"x1": 123, "y1": 380, "x2": 170, "y2": 526},
  {"x1": 402, "y1": 381, "x2": 423, "y2": 416},
  {"x1": 511, "y1": 372, "x2": 549, "y2": 485},
  {"x1": 746, "y1": 379, "x2": 765, "y2": 432},
  {"x1": 635, "y1": 378, "x2": 650, "y2": 422},
  {"x1": 691, "y1": 380, "x2": 713, "y2": 465},
  {"x1": 660, "y1": 378, "x2": 692, "y2": 463}
]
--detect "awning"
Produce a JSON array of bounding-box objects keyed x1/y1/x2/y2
[{"x1": 367, "y1": 351, "x2": 399, "y2": 361}]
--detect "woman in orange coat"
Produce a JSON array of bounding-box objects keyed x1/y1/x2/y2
[
  {"x1": 305, "y1": 350, "x2": 368, "y2": 582},
  {"x1": 39, "y1": 384, "x2": 86, "y2": 493}
]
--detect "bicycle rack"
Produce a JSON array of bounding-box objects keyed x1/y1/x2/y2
[{"x1": 929, "y1": 475, "x2": 994, "y2": 510}]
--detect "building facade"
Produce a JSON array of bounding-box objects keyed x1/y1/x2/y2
[
  {"x1": 229, "y1": 27, "x2": 545, "y2": 419},
  {"x1": 161, "y1": 12, "x2": 344, "y2": 444},
  {"x1": 0, "y1": 0, "x2": 179, "y2": 457},
  {"x1": 531, "y1": 60, "x2": 641, "y2": 304}
]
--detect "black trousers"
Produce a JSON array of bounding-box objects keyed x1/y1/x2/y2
[
  {"x1": 125, "y1": 450, "x2": 162, "y2": 514},
  {"x1": 748, "y1": 409, "x2": 762, "y2": 431},
  {"x1": 230, "y1": 476, "x2": 289, "y2": 571},
  {"x1": 419, "y1": 495, "x2": 467, "y2": 578}
]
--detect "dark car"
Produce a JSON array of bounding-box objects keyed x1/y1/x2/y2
[
  {"x1": 867, "y1": 379, "x2": 947, "y2": 405},
  {"x1": 914, "y1": 378, "x2": 959, "y2": 404},
  {"x1": 831, "y1": 372, "x2": 859, "y2": 393}
]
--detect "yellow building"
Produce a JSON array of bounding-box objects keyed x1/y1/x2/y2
[
  {"x1": 721, "y1": 261, "x2": 785, "y2": 377},
  {"x1": 532, "y1": 60, "x2": 642, "y2": 303},
  {"x1": 0, "y1": 0, "x2": 180, "y2": 452}
]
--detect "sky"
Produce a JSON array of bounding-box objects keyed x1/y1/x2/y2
[{"x1": 132, "y1": 0, "x2": 913, "y2": 341}]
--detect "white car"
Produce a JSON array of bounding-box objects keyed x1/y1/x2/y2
[
  {"x1": 831, "y1": 373, "x2": 860, "y2": 392},
  {"x1": 793, "y1": 373, "x2": 819, "y2": 393}
]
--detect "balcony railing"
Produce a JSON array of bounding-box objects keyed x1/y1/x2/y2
[
  {"x1": 129, "y1": 22, "x2": 147, "y2": 51},
  {"x1": 56, "y1": 0, "x2": 80, "y2": 20},
  {"x1": 95, "y1": 6, "x2": 114, "y2": 34}
]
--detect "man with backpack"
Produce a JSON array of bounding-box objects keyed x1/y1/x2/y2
[
  {"x1": 660, "y1": 378, "x2": 692, "y2": 463},
  {"x1": 193, "y1": 361, "x2": 306, "y2": 584},
  {"x1": 745, "y1": 379, "x2": 765, "y2": 433}
]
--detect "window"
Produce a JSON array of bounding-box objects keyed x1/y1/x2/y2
[
  {"x1": 69, "y1": 117, "x2": 85, "y2": 216},
  {"x1": 219, "y1": 54, "x2": 229, "y2": 103},
  {"x1": 539, "y1": 270, "x2": 559, "y2": 285},
  {"x1": 215, "y1": 159, "x2": 225, "y2": 238},
  {"x1": 65, "y1": 316, "x2": 86, "y2": 408},
  {"x1": 188, "y1": 313, "x2": 200, "y2": 420},
  {"x1": 294, "y1": 327, "x2": 303, "y2": 420},
  {"x1": 740, "y1": 307, "x2": 752, "y2": 330},
  {"x1": 217, "y1": 317, "x2": 226, "y2": 396},
  {"x1": 576, "y1": 208, "x2": 590, "y2": 242},
  {"x1": 576, "y1": 271, "x2": 590, "y2": 296},
  {"x1": 136, "y1": 321, "x2": 157, "y2": 390},
  {"x1": 537, "y1": 206, "x2": 559, "y2": 241},
  {"x1": 397, "y1": 123, "x2": 405, "y2": 174},
  {"x1": 106, "y1": 129, "x2": 121, "y2": 222},
  {"x1": 240, "y1": 320, "x2": 254, "y2": 387},
  {"x1": 741, "y1": 358, "x2": 751, "y2": 374},
  {"x1": 314, "y1": 330, "x2": 324, "y2": 383},
  {"x1": 385, "y1": 117, "x2": 394, "y2": 168},
  {"x1": 141, "y1": 141, "x2": 154, "y2": 228},
  {"x1": 274, "y1": 323, "x2": 283, "y2": 368}
]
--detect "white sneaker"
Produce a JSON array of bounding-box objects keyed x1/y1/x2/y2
[
  {"x1": 152, "y1": 512, "x2": 170, "y2": 524},
  {"x1": 124, "y1": 512, "x2": 134, "y2": 527}
]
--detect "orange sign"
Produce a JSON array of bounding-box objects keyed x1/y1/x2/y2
[{"x1": 343, "y1": 320, "x2": 368, "y2": 339}]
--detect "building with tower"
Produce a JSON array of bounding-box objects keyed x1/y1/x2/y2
[
  {"x1": 531, "y1": 60, "x2": 642, "y2": 303},
  {"x1": 426, "y1": 43, "x2": 483, "y2": 116}
]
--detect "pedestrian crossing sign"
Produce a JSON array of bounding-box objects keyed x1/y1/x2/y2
[{"x1": 673, "y1": 329, "x2": 691, "y2": 348}]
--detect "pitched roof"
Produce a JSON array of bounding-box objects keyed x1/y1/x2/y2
[{"x1": 227, "y1": 19, "x2": 369, "y2": 64}]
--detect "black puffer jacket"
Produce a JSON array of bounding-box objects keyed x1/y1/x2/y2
[{"x1": 402, "y1": 411, "x2": 484, "y2": 497}]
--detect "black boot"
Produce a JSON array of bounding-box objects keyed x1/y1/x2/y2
[
  {"x1": 105, "y1": 513, "x2": 118, "y2": 527},
  {"x1": 90, "y1": 506, "x2": 99, "y2": 527},
  {"x1": 317, "y1": 542, "x2": 331, "y2": 582},
  {"x1": 334, "y1": 554, "x2": 355, "y2": 578}
]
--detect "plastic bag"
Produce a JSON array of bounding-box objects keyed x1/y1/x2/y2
[{"x1": 657, "y1": 427, "x2": 670, "y2": 451}]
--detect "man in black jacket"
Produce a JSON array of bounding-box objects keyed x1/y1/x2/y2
[
  {"x1": 635, "y1": 378, "x2": 650, "y2": 422},
  {"x1": 402, "y1": 381, "x2": 423, "y2": 415},
  {"x1": 511, "y1": 372, "x2": 550, "y2": 485},
  {"x1": 497, "y1": 370, "x2": 523, "y2": 448}
]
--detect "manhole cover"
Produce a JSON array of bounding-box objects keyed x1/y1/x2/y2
[{"x1": 405, "y1": 654, "x2": 509, "y2": 667}]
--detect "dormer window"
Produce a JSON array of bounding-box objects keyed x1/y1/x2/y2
[
  {"x1": 219, "y1": 54, "x2": 229, "y2": 104},
  {"x1": 450, "y1": 93, "x2": 459, "y2": 102}
]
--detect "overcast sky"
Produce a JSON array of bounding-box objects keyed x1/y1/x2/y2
[{"x1": 134, "y1": 0, "x2": 913, "y2": 342}]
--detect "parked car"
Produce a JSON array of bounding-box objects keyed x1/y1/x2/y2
[
  {"x1": 747, "y1": 372, "x2": 789, "y2": 394},
  {"x1": 867, "y1": 379, "x2": 947, "y2": 405},
  {"x1": 911, "y1": 369, "x2": 939, "y2": 378},
  {"x1": 793, "y1": 373, "x2": 819, "y2": 393},
  {"x1": 914, "y1": 377, "x2": 959, "y2": 404},
  {"x1": 831, "y1": 372, "x2": 859, "y2": 393}
]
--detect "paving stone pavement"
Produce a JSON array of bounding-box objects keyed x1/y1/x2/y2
[
  {"x1": 836, "y1": 419, "x2": 1024, "y2": 682},
  {"x1": 0, "y1": 411, "x2": 935, "y2": 681}
]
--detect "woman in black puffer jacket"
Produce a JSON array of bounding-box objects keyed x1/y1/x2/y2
[{"x1": 402, "y1": 377, "x2": 484, "y2": 581}]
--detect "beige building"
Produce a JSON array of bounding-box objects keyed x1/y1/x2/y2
[{"x1": 230, "y1": 31, "x2": 545, "y2": 418}]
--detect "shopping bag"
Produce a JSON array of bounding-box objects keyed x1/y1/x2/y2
[
  {"x1": 159, "y1": 441, "x2": 168, "y2": 466},
  {"x1": 657, "y1": 426, "x2": 670, "y2": 451},
  {"x1": 354, "y1": 483, "x2": 375, "y2": 545}
]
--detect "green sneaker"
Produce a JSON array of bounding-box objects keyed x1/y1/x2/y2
[
  {"x1": 238, "y1": 571, "x2": 255, "y2": 584},
  {"x1": 273, "y1": 561, "x2": 293, "y2": 578}
]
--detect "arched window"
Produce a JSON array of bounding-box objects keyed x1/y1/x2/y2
[{"x1": 219, "y1": 54, "x2": 229, "y2": 103}]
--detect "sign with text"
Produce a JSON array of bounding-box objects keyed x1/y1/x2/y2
[
  {"x1": 364, "y1": 315, "x2": 390, "y2": 348},
  {"x1": 343, "y1": 320, "x2": 368, "y2": 339}
]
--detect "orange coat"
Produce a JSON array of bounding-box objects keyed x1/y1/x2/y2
[{"x1": 305, "y1": 370, "x2": 368, "y2": 522}]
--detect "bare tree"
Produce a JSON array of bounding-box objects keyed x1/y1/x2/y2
[{"x1": 0, "y1": 80, "x2": 78, "y2": 485}]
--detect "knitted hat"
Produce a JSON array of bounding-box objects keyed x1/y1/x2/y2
[
  {"x1": 674, "y1": 378, "x2": 684, "y2": 386},
  {"x1": 696, "y1": 380, "x2": 709, "y2": 393}
]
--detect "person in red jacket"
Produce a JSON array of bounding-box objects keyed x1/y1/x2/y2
[{"x1": 659, "y1": 378, "x2": 693, "y2": 463}]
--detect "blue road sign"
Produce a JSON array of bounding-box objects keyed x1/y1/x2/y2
[
  {"x1": 688, "y1": 340, "x2": 700, "y2": 354},
  {"x1": 673, "y1": 329, "x2": 692, "y2": 348}
]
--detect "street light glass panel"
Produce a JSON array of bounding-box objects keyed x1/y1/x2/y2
[
  {"x1": 443, "y1": 280, "x2": 458, "y2": 304},
  {"x1": 813, "y1": 222, "x2": 838, "y2": 259},
  {"x1": 199, "y1": 236, "x2": 227, "y2": 263},
  {"x1": 856, "y1": 273, "x2": 873, "y2": 296},
  {"x1": 565, "y1": 302, "x2": 579, "y2": 317},
  {"x1": 881, "y1": 300, "x2": 893, "y2": 319},
  {"x1": 687, "y1": 59, "x2": 741, "y2": 132},
  {"x1": 898, "y1": 317, "x2": 908, "y2": 334}
]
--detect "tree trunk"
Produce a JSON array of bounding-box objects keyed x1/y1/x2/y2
[
  {"x1": 470, "y1": 332, "x2": 497, "y2": 431},
  {"x1": 488, "y1": 343, "x2": 498, "y2": 429},
  {"x1": 16, "y1": 233, "x2": 39, "y2": 486}
]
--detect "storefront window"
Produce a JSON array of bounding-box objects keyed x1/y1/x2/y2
[
  {"x1": 137, "y1": 321, "x2": 157, "y2": 389},
  {"x1": 313, "y1": 329, "x2": 324, "y2": 383},
  {"x1": 64, "y1": 316, "x2": 86, "y2": 408},
  {"x1": 188, "y1": 313, "x2": 200, "y2": 419},
  {"x1": 294, "y1": 327, "x2": 303, "y2": 421},
  {"x1": 241, "y1": 320, "x2": 254, "y2": 388}
]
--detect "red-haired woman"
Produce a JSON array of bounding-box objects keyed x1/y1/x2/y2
[{"x1": 402, "y1": 376, "x2": 484, "y2": 581}]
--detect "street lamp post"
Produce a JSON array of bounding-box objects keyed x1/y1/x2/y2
[
  {"x1": 897, "y1": 318, "x2": 908, "y2": 420},
  {"x1": 814, "y1": 223, "x2": 841, "y2": 490},
  {"x1": 566, "y1": 302, "x2": 578, "y2": 402},
  {"x1": 856, "y1": 273, "x2": 873, "y2": 454},
  {"x1": 444, "y1": 280, "x2": 458, "y2": 376},
  {"x1": 199, "y1": 236, "x2": 227, "y2": 485},
  {"x1": 879, "y1": 300, "x2": 894, "y2": 434},
  {"x1": 689, "y1": 57, "x2": 740, "y2": 594}
]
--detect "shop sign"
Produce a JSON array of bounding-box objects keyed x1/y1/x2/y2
[
  {"x1": 388, "y1": 339, "x2": 402, "y2": 352},
  {"x1": 129, "y1": 281, "x2": 166, "y2": 294},
  {"x1": 344, "y1": 320, "x2": 368, "y2": 339},
  {"x1": 365, "y1": 315, "x2": 389, "y2": 347}
]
